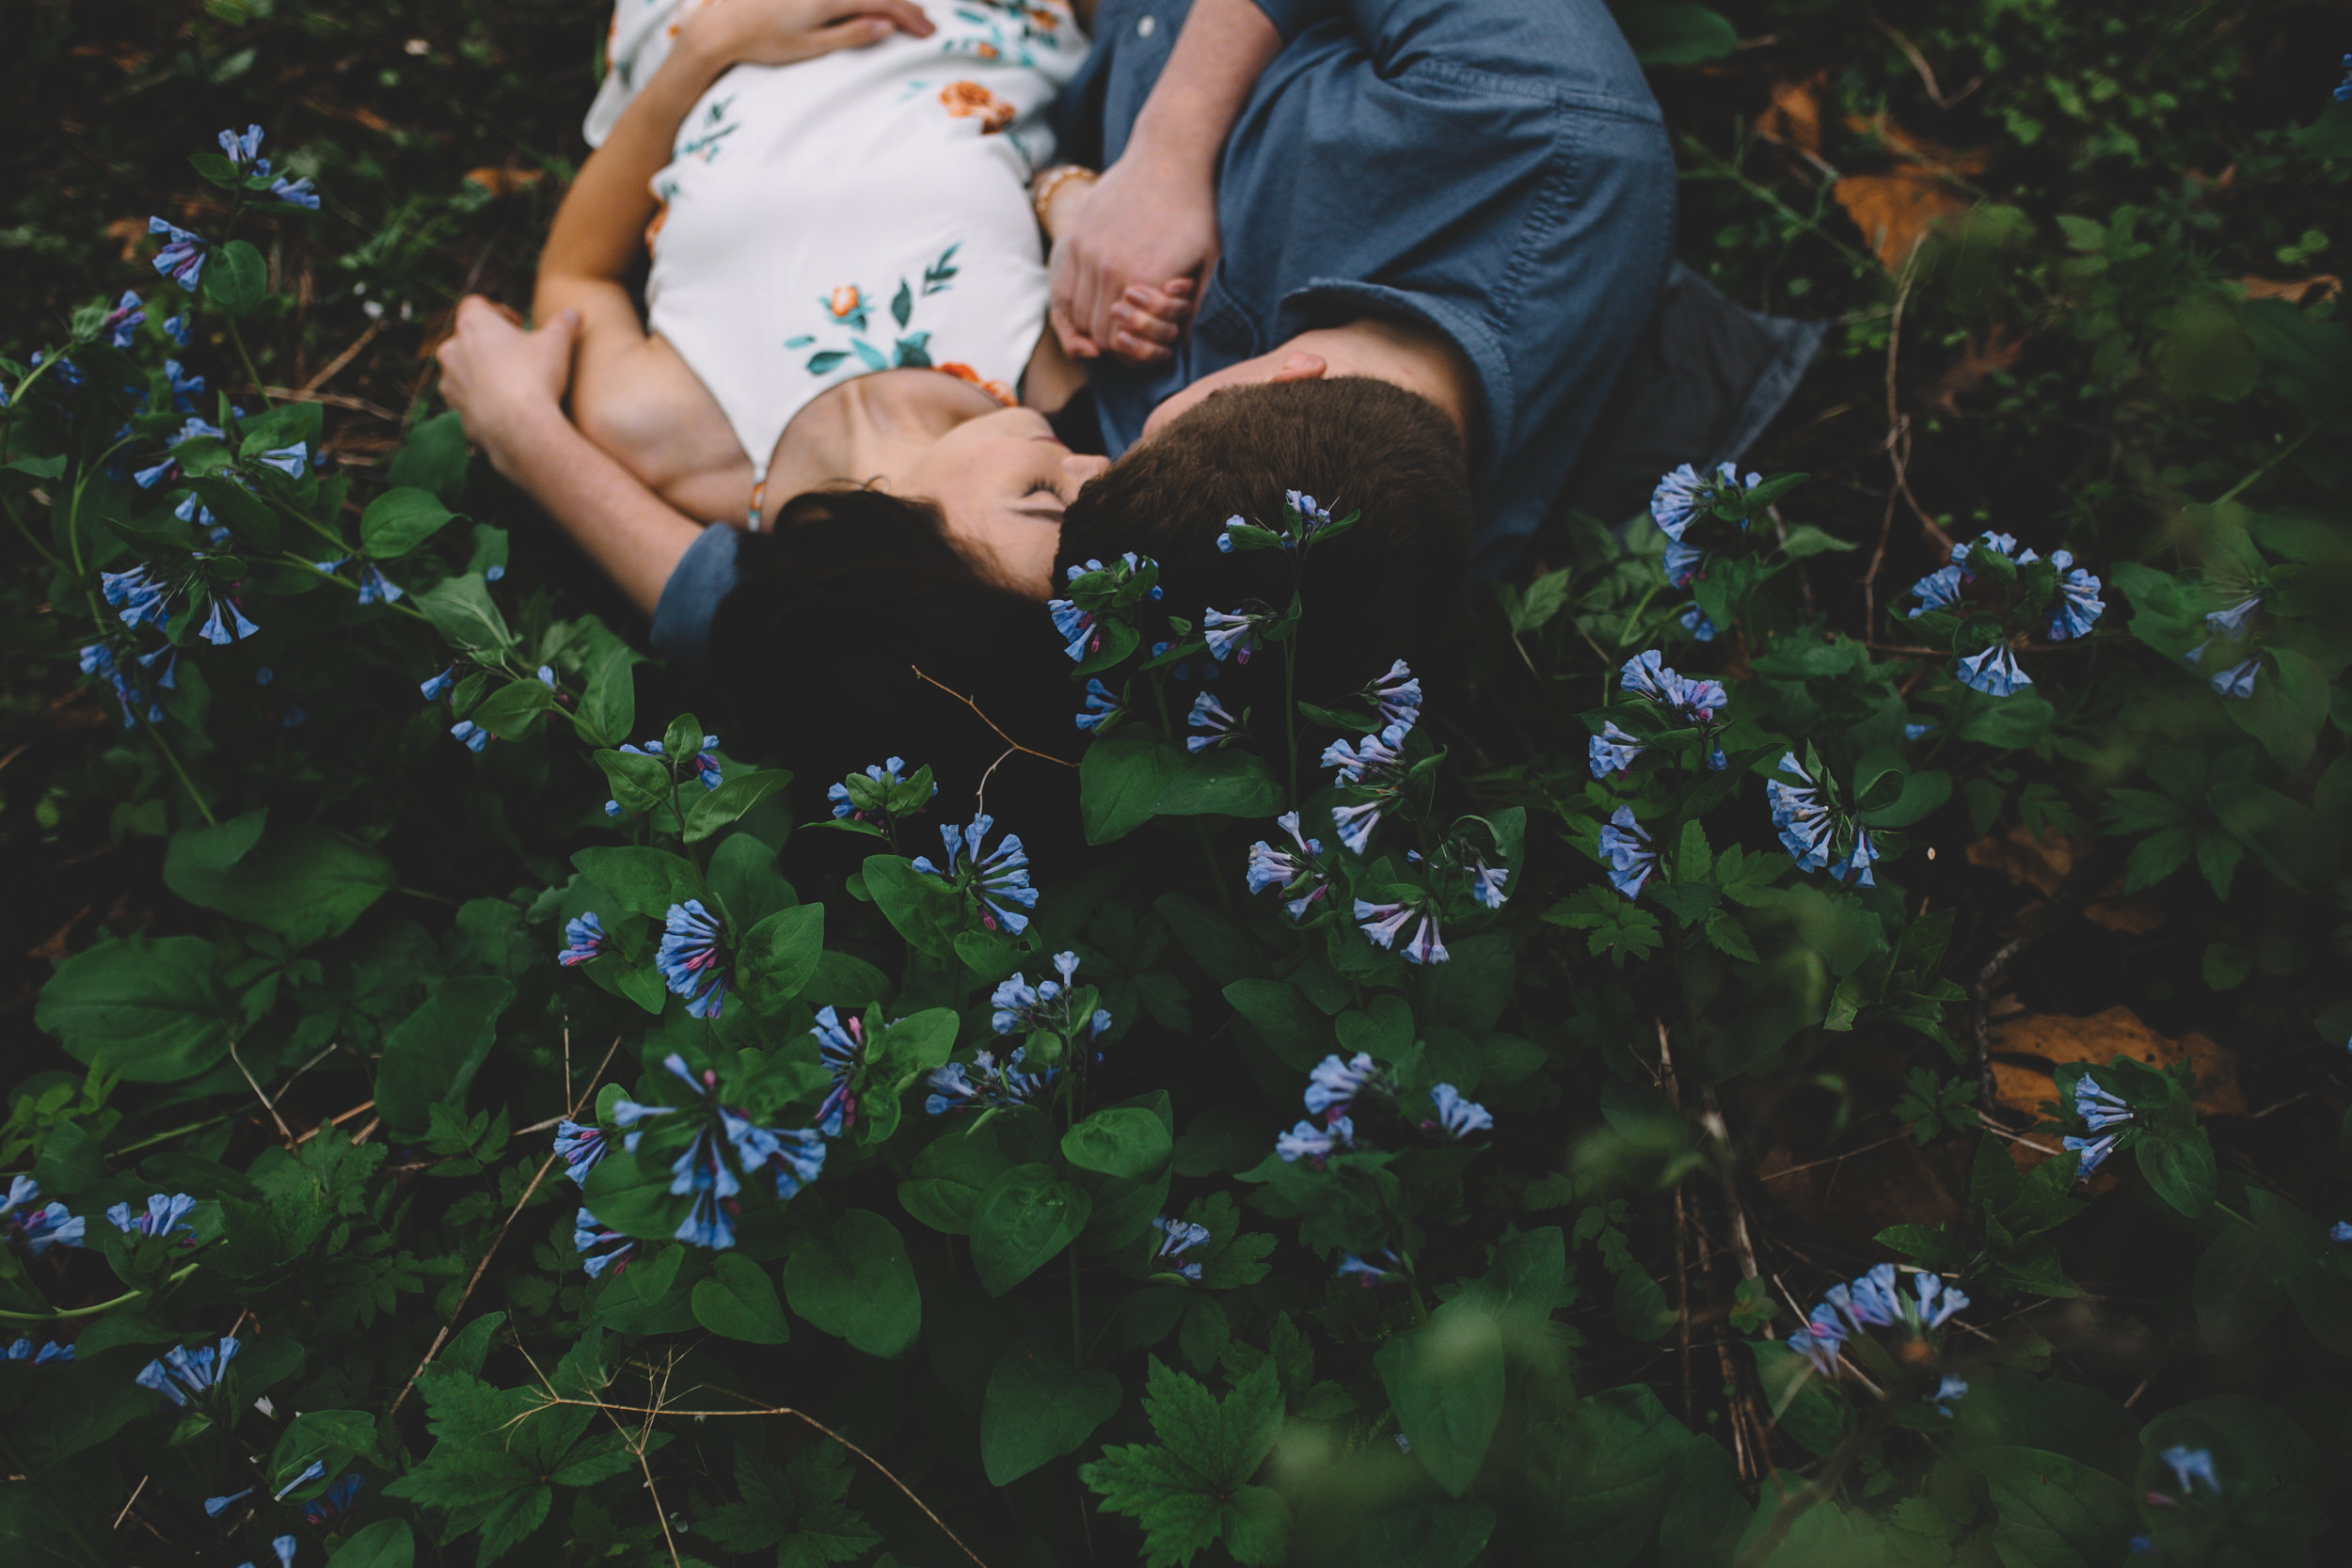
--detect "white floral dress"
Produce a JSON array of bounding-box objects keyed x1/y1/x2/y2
[{"x1": 584, "y1": 0, "x2": 1089, "y2": 523}]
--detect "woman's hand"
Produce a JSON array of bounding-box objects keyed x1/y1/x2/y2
[
  {"x1": 679, "y1": 0, "x2": 936, "y2": 70},
  {"x1": 435, "y1": 297, "x2": 582, "y2": 479}
]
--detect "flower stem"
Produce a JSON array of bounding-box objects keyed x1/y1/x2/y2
[
  {"x1": 226, "y1": 316, "x2": 271, "y2": 410},
  {"x1": 139, "y1": 708, "x2": 217, "y2": 826},
  {"x1": 0, "y1": 1262, "x2": 202, "y2": 1321}
]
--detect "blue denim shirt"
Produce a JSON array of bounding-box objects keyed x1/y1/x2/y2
[{"x1": 1057, "y1": 0, "x2": 1678, "y2": 575}]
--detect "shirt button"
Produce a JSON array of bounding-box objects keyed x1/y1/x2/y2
[{"x1": 1136, "y1": 14, "x2": 1156, "y2": 36}]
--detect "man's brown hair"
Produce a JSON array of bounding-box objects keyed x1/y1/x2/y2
[{"x1": 1056, "y1": 376, "x2": 1472, "y2": 713}]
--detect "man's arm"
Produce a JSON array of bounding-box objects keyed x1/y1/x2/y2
[{"x1": 1047, "y1": 0, "x2": 1282, "y2": 364}]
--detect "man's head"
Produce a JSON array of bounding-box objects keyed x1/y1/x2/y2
[{"x1": 1057, "y1": 374, "x2": 1473, "y2": 706}]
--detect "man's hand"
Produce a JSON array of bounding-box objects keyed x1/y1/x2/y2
[
  {"x1": 1048, "y1": 154, "x2": 1216, "y2": 366},
  {"x1": 680, "y1": 0, "x2": 935, "y2": 68},
  {"x1": 435, "y1": 296, "x2": 581, "y2": 478}
]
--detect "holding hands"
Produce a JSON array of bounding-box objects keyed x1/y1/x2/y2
[{"x1": 1045, "y1": 157, "x2": 1212, "y2": 367}]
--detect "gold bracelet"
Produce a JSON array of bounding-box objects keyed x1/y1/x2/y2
[{"x1": 1031, "y1": 164, "x2": 1098, "y2": 230}]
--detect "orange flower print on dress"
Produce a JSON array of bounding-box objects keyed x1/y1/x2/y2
[
  {"x1": 937, "y1": 362, "x2": 1017, "y2": 408},
  {"x1": 644, "y1": 201, "x2": 669, "y2": 251},
  {"x1": 938, "y1": 81, "x2": 1016, "y2": 135},
  {"x1": 829, "y1": 285, "x2": 863, "y2": 319}
]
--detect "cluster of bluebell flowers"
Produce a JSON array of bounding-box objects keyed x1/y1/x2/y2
[
  {"x1": 1216, "y1": 489, "x2": 1353, "y2": 556},
  {"x1": 1768, "y1": 752, "x2": 1878, "y2": 886},
  {"x1": 913, "y1": 816, "x2": 1037, "y2": 935},
  {"x1": 1274, "y1": 1052, "x2": 1490, "y2": 1164},
  {"x1": 1905, "y1": 531, "x2": 2106, "y2": 697},
  {"x1": 824, "y1": 756, "x2": 935, "y2": 838},
  {"x1": 925, "y1": 1049, "x2": 1057, "y2": 1115},
  {"x1": 135, "y1": 1335, "x2": 241, "y2": 1406},
  {"x1": 1598, "y1": 805, "x2": 1657, "y2": 900},
  {"x1": 656, "y1": 900, "x2": 729, "y2": 1018},
  {"x1": 1049, "y1": 553, "x2": 1161, "y2": 662},
  {"x1": 2062, "y1": 1072, "x2": 2134, "y2": 1179},
  {"x1": 107, "y1": 1191, "x2": 199, "y2": 1243},
  {"x1": 1601, "y1": 649, "x2": 1731, "y2": 775},
  {"x1": 1149, "y1": 1215, "x2": 1212, "y2": 1281},
  {"x1": 990, "y1": 952, "x2": 1111, "y2": 1049},
  {"x1": 809, "y1": 1006, "x2": 869, "y2": 1136},
  {"x1": 603, "y1": 1053, "x2": 826, "y2": 1251},
  {"x1": 1245, "y1": 812, "x2": 1334, "y2": 923},
  {"x1": 1784, "y1": 1261, "x2": 1969, "y2": 1414},
  {"x1": 5, "y1": 1337, "x2": 72, "y2": 1364},
  {"x1": 1, "y1": 1176, "x2": 85, "y2": 1256}
]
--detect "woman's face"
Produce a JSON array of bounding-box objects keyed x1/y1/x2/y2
[{"x1": 901, "y1": 406, "x2": 1110, "y2": 598}]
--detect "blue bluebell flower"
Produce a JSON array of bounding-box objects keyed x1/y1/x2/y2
[
  {"x1": 1599, "y1": 805, "x2": 1658, "y2": 899},
  {"x1": 420, "y1": 667, "x2": 454, "y2": 701},
  {"x1": 149, "y1": 217, "x2": 207, "y2": 290},
  {"x1": 1275, "y1": 1117, "x2": 1353, "y2": 1164},
  {"x1": 1905, "y1": 564, "x2": 1966, "y2": 617},
  {"x1": 1830, "y1": 827, "x2": 1879, "y2": 889},
  {"x1": 1, "y1": 1177, "x2": 84, "y2": 1256},
  {"x1": 28, "y1": 351, "x2": 81, "y2": 388},
  {"x1": 619, "y1": 738, "x2": 663, "y2": 756},
  {"x1": 727, "y1": 1117, "x2": 827, "y2": 1201},
  {"x1": 1588, "y1": 721, "x2": 1647, "y2": 779},
  {"x1": 4, "y1": 1337, "x2": 72, "y2": 1365},
  {"x1": 1619, "y1": 650, "x2": 1675, "y2": 705},
  {"x1": 2331, "y1": 1220, "x2": 2352, "y2": 1244},
  {"x1": 264, "y1": 1536, "x2": 299, "y2": 1568},
  {"x1": 254, "y1": 444, "x2": 307, "y2": 479},
  {"x1": 1047, "y1": 595, "x2": 1099, "y2": 660},
  {"x1": 301, "y1": 1475, "x2": 362, "y2": 1528},
  {"x1": 2204, "y1": 595, "x2": 2262, "y2": 637},
  {"x1": 1245, "y1": 812, "x2": 1332, "y2": 921},
  {"x1": 1151, "y1": 1215, "x2": 1211, "y2": 1281},
  {"x1": 1201, "y1": 608, "x2": 1265, "y2": 664},
  {"x1": 2044, "y1": 551, "x2": 2105, "y2": 640},
  {"x1": 1330, "y1": 797, "x2": 1388, "y2": 857},
  {"x1": 1786, "y1": 1302, "x2": 1850, "y2": 1376},
  {"x1": 2338, "y1": 54, "x2": 2351, "y2": 102},
  {"x1": 102, "y1": 566, "x2": 172, "y2": 631},
  {"x1": 1766, "y1": 754, "x2": 1836, "y2": 872},
  {"x1": 1679, "y1": 604, "x2": 1719, "y2": 641},
  {"x1": 2074, "y1": 1076, "x2": 2133, "y2": 1132},
  {"x1": 1469, "y1": 858, "x2": 1511, "y2": 911},
  {"x1": 1931, "y1": 1376, "x2": 1967, "y2": 1417},
  {"x1": 1830, "y1": 1264, "x2": 1906, "y2": 1331},
  {"x1": 135, "y1": 1336, "x2": 239, "y2": 1405},
  {"x1": 2159, "y1": 1445, "x2": 2220, "y2": 1497},
  {"x1": 1422, "y1": 1084, "x2": 1492, "y2": 1139},
  {"x1": 2209, "y1": 658, "x2": 2259, "y2": 699},
  {"x1": 198, "y1": 594, "x2": 262, "y2": 646},
  {"x1": 202, "y1": 1489, "x2": 252, "y2": 1517},
  {"x1": 270, "y1": 175, "x2": 321, "y2": 210},
  {"x1": 1184, "y1": 690, "x2": 1240, "y2": 751},
  {"x1": 349, "y1": 562, "x2": 403, "y2": 606},
  {"x1": 1368, "y1": 659, "x2": 1422, "y2": 728},
  {"x1": 1908, "y1": 1271, "x2": 1968, "y2": 1330},
  {"x1": 913, "y1": 816, "x2": 1038, "y2": 934},
  {"x1": 1662, "y1": 538, "x2": 1707, "y2": 589},
  {"x1": 1954, "y1": 531, "x2": 2040, "y2": 571},
  {"x1": 810, "y1": 1006, "x2": 867, "y2": 1136},
  {"x1": 1323, "y1": 722, "x2": 1408, "y2": 789},
  {"x1": 557, "y1": 912, "x2": 610, "y2": 968},
  {"x1": 1336, "y1": 1250, "x2": 1402, "y2": 1287},
  {"x1": 273, "y1": 1459, "x2": 327, "y2": 1501},
  {"x1": 106, "y1": 1192, "x2": 198, "y2": 1242},
  {"x1": 81, "y1": 644, "x2": 162, "y2": 727},
  {"x1": 573, "y1": 1208, "x2": 636, "y2": 1277},
  {"x1": 450, "y1": 720, "x2": 489, "y2": 752},
  {"x1": 2063, "y1": 1132, "x2": 2118, "y2": 1178},
  {"x1": 159, "y1": 313, "x2": 190, "y2": 349},
  {"x1": 219, "y1": 124, "x2": 264, "y2": 166},
  {"x1": 657, "y1": 900, "x2": 729, "y2": 1018},
  {"x1": 1286, "y1": 490, "x2": 1339, "y2": 542},
  {"x1": 924, "y1": 1049, "x2": 1056, "y2": 1115},
  {"x1": 1305, "y1": 1053, "x2": 1385, "y2": 1122},
  {"x1": 1354, "y1": 899, "x2": 1448, "y2": 964},
  {"x1": 172, "y1": 492, "x2": 217, "y2": 538},
  {"x1": 1649, "y1": 462, "x2": 1740, "y2": 540},
  {"x1": 1076, "y1": 677, "x2": 1124, "y2": 734},
  {"x1": 552, "y1": 1120, "x2": 607, "y2": 1185},
  {"x1": 103, "y1": 291, "x2": 146, "y2": 348}
]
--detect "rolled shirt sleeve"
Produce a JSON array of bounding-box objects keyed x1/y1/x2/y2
[{"x1": 648, "y1": 523, "x2": 744, "y2": 666}]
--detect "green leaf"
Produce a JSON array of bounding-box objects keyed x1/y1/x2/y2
[
  {"x1": 1958, "y1": 693, "x2": 2054, "y2": 750},
  {"x1": 2137, "y1": 1126, "x2": 2217, "y2": 1218},
  {"x1": 1062, "y1": 1106, "x2": 1174, "y2": 1180},
  {"x1": 682, "y1": 769, "x2": 788, "y2": 843},
  {"x1": 326, "y1": 1520, "x2": 415, "y2": 1568},
  {"x1": 164, "y1": 822, "x2": 394, "y2": 948},
  {"x1": 573, "y1": 637, "x2": 641, "y2": 750},
  {"x1": 970, "y1": 1164, "x2": 1090, "y2": 1295},
  {"x1": 862, "y1": 854, "x2": 958, "y2": 958},
  {"x1": 781, "y1": 1209, "x2": 921, "y2": 1357},
  {"x1": 470, "y1": 677, "x2": 557, "y2": 739},
  {"x1": 1153, "y1": 749, "x2": 1284, "y2": 818},
  {"x1": 416, "y1": 573, "x2": 516, "y2": 653},
  {"x1": 737, "y1": 903, "x2": 824, "y2": 1014},
  {"x1": 1620, "y1": 4, "x2": 1738, "y2": 66},
  {"x1": 202, "y1": 238, "x2": 267, "y2": 317},
  {"x1": 981, "y1": 1338, "x2": 1122, "y2": 1483},
  {"x1": 1082, "y1": 1358, "x2": 1290, "y2": 1567},
  {"x1": 358, "y1": 486, "x2": 455, "y2": 558},
  {"x1": 1355, "y1": 1503, "x2": 1497, "y2": 1568},
  {"x1": 2208, "y1": 778, "x2": 2339, "y2": 894},
  {"x1": 691, "y1": 1253, "x2": 791, "y2": 1344},
  {"x1": 1612, "y1": 1265, "x2": 1677, "y2": 1342},
  {"x1": 2225, "y1": 646, "x2": 2331, "y2": 771},
  {"x1": 1749, "y1": 1340, "x2": 1848, "y2": 1457},
  {"x1": 573, "y1": 847, "x2": 705, "y2": 920},
  {"x1": 594, "y1": 1243, "x2": 695, "y2": 1335},
  {"x1": 386, "y1": 409, "x2": 469, "y2": 505},
  {"x1": 1083, "y1": 735, "x2": 1186, "y2": 844},
  {"x1": 700, "y1": 1444, "x2": 881, "y2": 1568},
  {"x1": 1957, "y1": 1446, "x2": 2134, "y2": 1568},
  {"x1": 34, "y1": 933, "x2": 230, "y2": 1082},
  {"x1": 898, "y1": 1121, "x2": 1011, "y2": 1235},
  {"x1": 1375, "y1": 1298, "x2": 1505, "y2": 1496},
  {"x1": 374, "y1": 976, "x2": 516, "y2": 1138}
]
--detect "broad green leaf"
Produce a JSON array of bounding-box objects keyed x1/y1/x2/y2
[
  {"x1": 386, "y1": 409, "x2": 469, "y2": 505},
  {"x1": 1375, "y1": 1298, "x2": 1505, "y2": 1496},
  {"x1": 574, "y1": 846, "x2": 706, "y2": 920},
  {"x1": 781, "y1": 1210, "x2": 921, "y2": 1357},
  {"x1": 898, "y1": 1121, "x2": 1012, "y2": 1235},
  {"x1": 1152, "y1": 749, "x2": 1283, "y2": 818},
  {"x1": 691, "y1": 1253, "x2": 791, "y2": 1344},
  {"x1": 1061, "y1": 1106, "x2": 1173, "y2": 1180},
  {"x1": 202, "y1": 238, "x2": 267, "y2": 316},
  {"x1": 1750, "y1": 1340, "x2": 1849, "y2": 1457},
  {"x1": 2136, "y1": 1126, "x2": 2217, "y2": 1218},
  {"x1": 358, "y1": 486, "x2": 454, "y2": 558},
  {"x1": 573, "y1": 642, "x2": 641, "y2": 751},
  {"x1": 1958, "y1": 693, "x2": 2054, "y2": 750},
  {"x1": 684, "y1": 768, "x2": 789, "y2": 842},
  {"x1": 594, "y1": 1243, "x2": 694, "y2": 1335},
  {"x1": 1223, "y1": 979, "x2": 1331, "y2": 1071},
  {"x1": 737, "y1": 903, "x2": 824, "y2": 1014},
  {"x1": 1356, "y1": 1503, "x2": 1496, "y2": 1568},
  {"x1": 862, "y1": 854, "x2": 958, "y2": 957},
  {"x1": 1957, "y1": 1446, "x2": 2134, "y2": 1568},
  {"x1": 469, "y1": 677, "x2": 558, "y2": 738},
  {"x1": 980, "y1": 1338, "x2": 1122, "y2": 1484},
  {"x1": 1083, "y1": 734, "x2": 1186, "y2": 844},
  {"x1": 164, "y1": 822, "x2": 394, "y2": 948},
  {"x1": 34, "y1": 933, "x2": 230, "y2": 1083},
  {"x1": 417, "y1": 573, "x2": 516, "y2": 653},
  {"x1": 1081, "y1": 1358, "x2": 1290, "y2": 1566},
  {"x1": 326, "y1": 1520, "x2": 415, "y2": 1568},
  {"x1": 373, "y1": 976, "x2": 515, "y2": 1137},
  {"x1": 970, "y1": 1164, "x2": 1090, "y2": 1295}
]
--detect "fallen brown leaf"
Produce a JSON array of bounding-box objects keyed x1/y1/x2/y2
[
  {"x1": 2236, "y1": 274, "x2": 2341, "y2": 307},
  {"x1": 1830, "y1": 115, "x2": 1989, "y2": 272},
  {"x1": 1756, "y1": 74, "x2": 1825, "y2": 156},
  {"x1": 1927, "y1": 324, "x2": 2027, "y2": 414},
  {"x1": 1991, "y1": 1006, "x2": 2244, "y2": 1125},
  {"x1": 464, "y1": 166, "x2": 545, "y2": 198}
]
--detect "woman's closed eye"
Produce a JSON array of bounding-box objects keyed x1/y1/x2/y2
[{"x1": 1023, "y1": 478, "x2": 1064, "y2": 499}]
